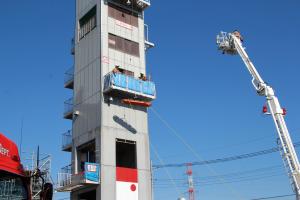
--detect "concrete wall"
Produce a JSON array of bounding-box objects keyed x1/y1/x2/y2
[{"x1": 70, "y1": 0, "x2": 152, "y2": 199}]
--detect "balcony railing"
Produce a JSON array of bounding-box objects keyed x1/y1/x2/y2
[
  {"x1": 144, "y1": 24, "x2": 154, "y2": 50},
  {"x1": 64, "y1": 98, "x2": 73, "y2": 120},
  {"x1": 62, "y1": 130, "x2": 72, "y2": 152},
  {"x1": 64, "y1": 66, "x2": 74, "y2": 89},
  {"x1": 57, "y1": 164, "x2": 72, "y2": 191},
  {"x1": 57, "y1": 162, "x2": 100, "y2": 192},
  {"x1": 71, "y1": 38, "x2": 75, "y2": 55},
  {"x1": 103, "y1": 72, "x2": 156, "y2": 101}
]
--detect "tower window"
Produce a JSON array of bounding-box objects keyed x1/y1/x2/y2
[
  {"x1": 108, "y1": 3, "x2": 138, "y2": 27},
  {"x1": 79, "y1": 6, "x2": 97, "y2": 40},
  {"x1": 77, "y1": 140, "x2": 96, "y2": 172},
  {"x1": 116, "y1": 139, "x2": 137, "y2": 169},
  {"x1": 108, "y1": 34, "x2": 140, "y2": 57}
]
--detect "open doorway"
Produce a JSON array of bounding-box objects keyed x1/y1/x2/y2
[{"x1": 116, "y1": 139, "x2": 137, "y2": 169}]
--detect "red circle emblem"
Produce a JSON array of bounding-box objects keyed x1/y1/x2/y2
[{"x1": 130, "y1": 184, "x2": 136, "y2": 192}]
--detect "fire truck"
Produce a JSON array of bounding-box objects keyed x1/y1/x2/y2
[{"x1": 0, "y1": 133, "x2": 53, "y2": 200}]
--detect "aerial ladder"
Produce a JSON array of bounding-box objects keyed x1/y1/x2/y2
[{"x1": 216, "y1": 31, "x2": 300, "y2": 199}]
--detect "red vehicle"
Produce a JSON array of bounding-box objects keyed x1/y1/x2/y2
[{"x1": 0, "y1": 133, "x2": 52, "y2": 200}]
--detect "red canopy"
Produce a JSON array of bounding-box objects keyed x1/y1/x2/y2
[{"x1": 0, "y1": 133, "x2": 24, "y2": 176}]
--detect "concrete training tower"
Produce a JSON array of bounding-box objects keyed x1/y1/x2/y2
[{"x1": 57, "y1": 0, "x2": 156, "y2": 199}]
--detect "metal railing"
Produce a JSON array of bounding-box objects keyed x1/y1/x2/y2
[
  {"x1": 57, "y1": 164, "x2": 72, "y2": 188},
  {"x1": 64, "y1": 66, "x2": 74, "y2": 86},
  {"x1": 64, "y1": 98, "x2": 73, "y2": 116},
  {"x1": 71, "y1": 37, "x2": 75, "y2": 55},
  {"x1": 144, "y1": 24, "x2": 154, "y2": 49},
  {"x1": 57, "y1": 163, "x2": 100, "y2": 191},
  {"x1": 144, "y1": 24, "x2": 150, "y2": 42},
  {"x1": 137, "y1": 0, "x2": 151, "y2": 5},
  {"x1": 62, "y1": 130, "x2": 72, "y2": 150},
  {"x1": 104, "y1": 72, "x2": 156, "y2": 99},
  {"x1": 57, "y1": 173, "x2": 72, "y2": 189},
  {"x1": 61, "y1": 164, "x2": 72, "y2": 174}
]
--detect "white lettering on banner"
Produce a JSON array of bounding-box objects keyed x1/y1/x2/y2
[
  {"x1": 0, "y1": 143, "x2": 9, "y2": 157},
  {"x1": 116, "y1": 20, "x2": 133, "y2": 30},
  {"x1": 87, "y1": 164, "x2": 97, "y2": 172}
]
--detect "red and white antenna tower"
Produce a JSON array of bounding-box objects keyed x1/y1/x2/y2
[{"x1": 186, "y1": 163, "x2": 195, "y2": 200}]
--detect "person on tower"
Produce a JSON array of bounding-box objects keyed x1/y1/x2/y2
[{"x1": 112, "y1": 66, "x2": 121, "y2": 74}]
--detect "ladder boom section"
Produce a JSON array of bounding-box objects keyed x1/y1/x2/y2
[
  {"x1": 268, "y1": 97, "x2": 300, "y2": 192},
  {"x1": 217, "y1": 31, "x2": 300, "y2": 199},
  {"x1": 232, "y1": 36, "x2": 265, "y2": 90}
]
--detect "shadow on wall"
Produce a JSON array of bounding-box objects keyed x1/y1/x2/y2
[{"x1": 113, "y1": 115, "x2": 137, "y2": 134}]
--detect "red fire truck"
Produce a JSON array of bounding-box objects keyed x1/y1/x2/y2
[{"x1": 0, "y1": 133, "x2": 52, "y2": 200}]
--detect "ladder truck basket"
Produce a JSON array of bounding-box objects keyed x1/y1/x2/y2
[{"x1": 216, "y1": 32, "x2": 237, "y2": 55}]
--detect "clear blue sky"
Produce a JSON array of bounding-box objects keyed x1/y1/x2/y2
[{"x1": 0, "y1": 1, "x2": 300, "y2": 200}]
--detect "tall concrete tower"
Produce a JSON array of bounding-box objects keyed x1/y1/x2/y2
[{"x1": 57, "y1": 0, "x2": 155, "y2": 200}]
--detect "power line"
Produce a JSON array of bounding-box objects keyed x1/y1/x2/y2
[
  {"x1": 153, "y1": 164, "x2": 286, "y2": 190},
  {"x1": 250, "y1": 194, "x2": 295, "y2": 200},
  {"x1": 150, "y1": 107, "x2": 246, "y2": 200},
  {"x1": 154, "y1": 165, "x2": 283, "y2": 182},
  {"x1": 153, "y1": 142, "x2": 300, "y2": 169},
  {"x1": 154, "y1": 172, "x2": 285, "y2": 188}
]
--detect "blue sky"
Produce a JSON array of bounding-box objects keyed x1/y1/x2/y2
[{"x1": 0, "y1": 0, "x2": 300, "y2": 199}]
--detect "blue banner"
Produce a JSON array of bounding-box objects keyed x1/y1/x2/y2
[{"x1": 84, "y1": 162, "x2": 100, "y2": 183}]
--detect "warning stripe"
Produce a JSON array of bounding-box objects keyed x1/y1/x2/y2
[{"x1": 116, "y1": 167, "x2": 138, "y2": 183}]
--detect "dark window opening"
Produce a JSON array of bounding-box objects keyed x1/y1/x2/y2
[
  {"x1": 108, "y1": 33, "x2": 140, "y2": 57},
  {"x1": 77, "y1": 140, "x2": 96, "y2": 172},
  {"x1": 116, "y1": 139, "x2": 137, "y2": 169},
  {"x1": 108, "y1": 3, "x2": 138, "y2": 27},
  {"x1": 79, "y1": 6, "x2": 97, "y2": 39},
  {"x1": 79, "y1": 190, "x2": 96, "y2": 200},
  {"x1": 0, "y1": 171, "x2": 28, "y2": 200}
]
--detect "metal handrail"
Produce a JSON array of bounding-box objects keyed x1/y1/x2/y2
[
  {"x1": 61, "y1": 164, "x2": 72, "y2": 174},
  {"x1": 64, "y1": 98, "x2": 73, "y2": 115},
  {"x1": 57, "y1": 172, "x2": 72, "y2": 188},
  {"x1": 138, "y1": 0, "x2": 151, "y2": 4},
  {"x1": 144, "y1": 24, "x2": 154, "y2": 49},
  {"x1": 57, "y1": 162, "x2": 100, "y2": 188},
  {"x1": 64, "y1": 66, "x2": 74, "y2": 85},
  {"x1": 71, "y1": 37, "x2": 75, "y2": 55},
  {"x1": 104, "y1": 72, "x2": 156, "y2": 98},
  {"x1": 62, "y1": 130, "x2": 72, "y2": 150},
  {"x1": 144, "y1": 24, "x2": 150, "y2": 42}
]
